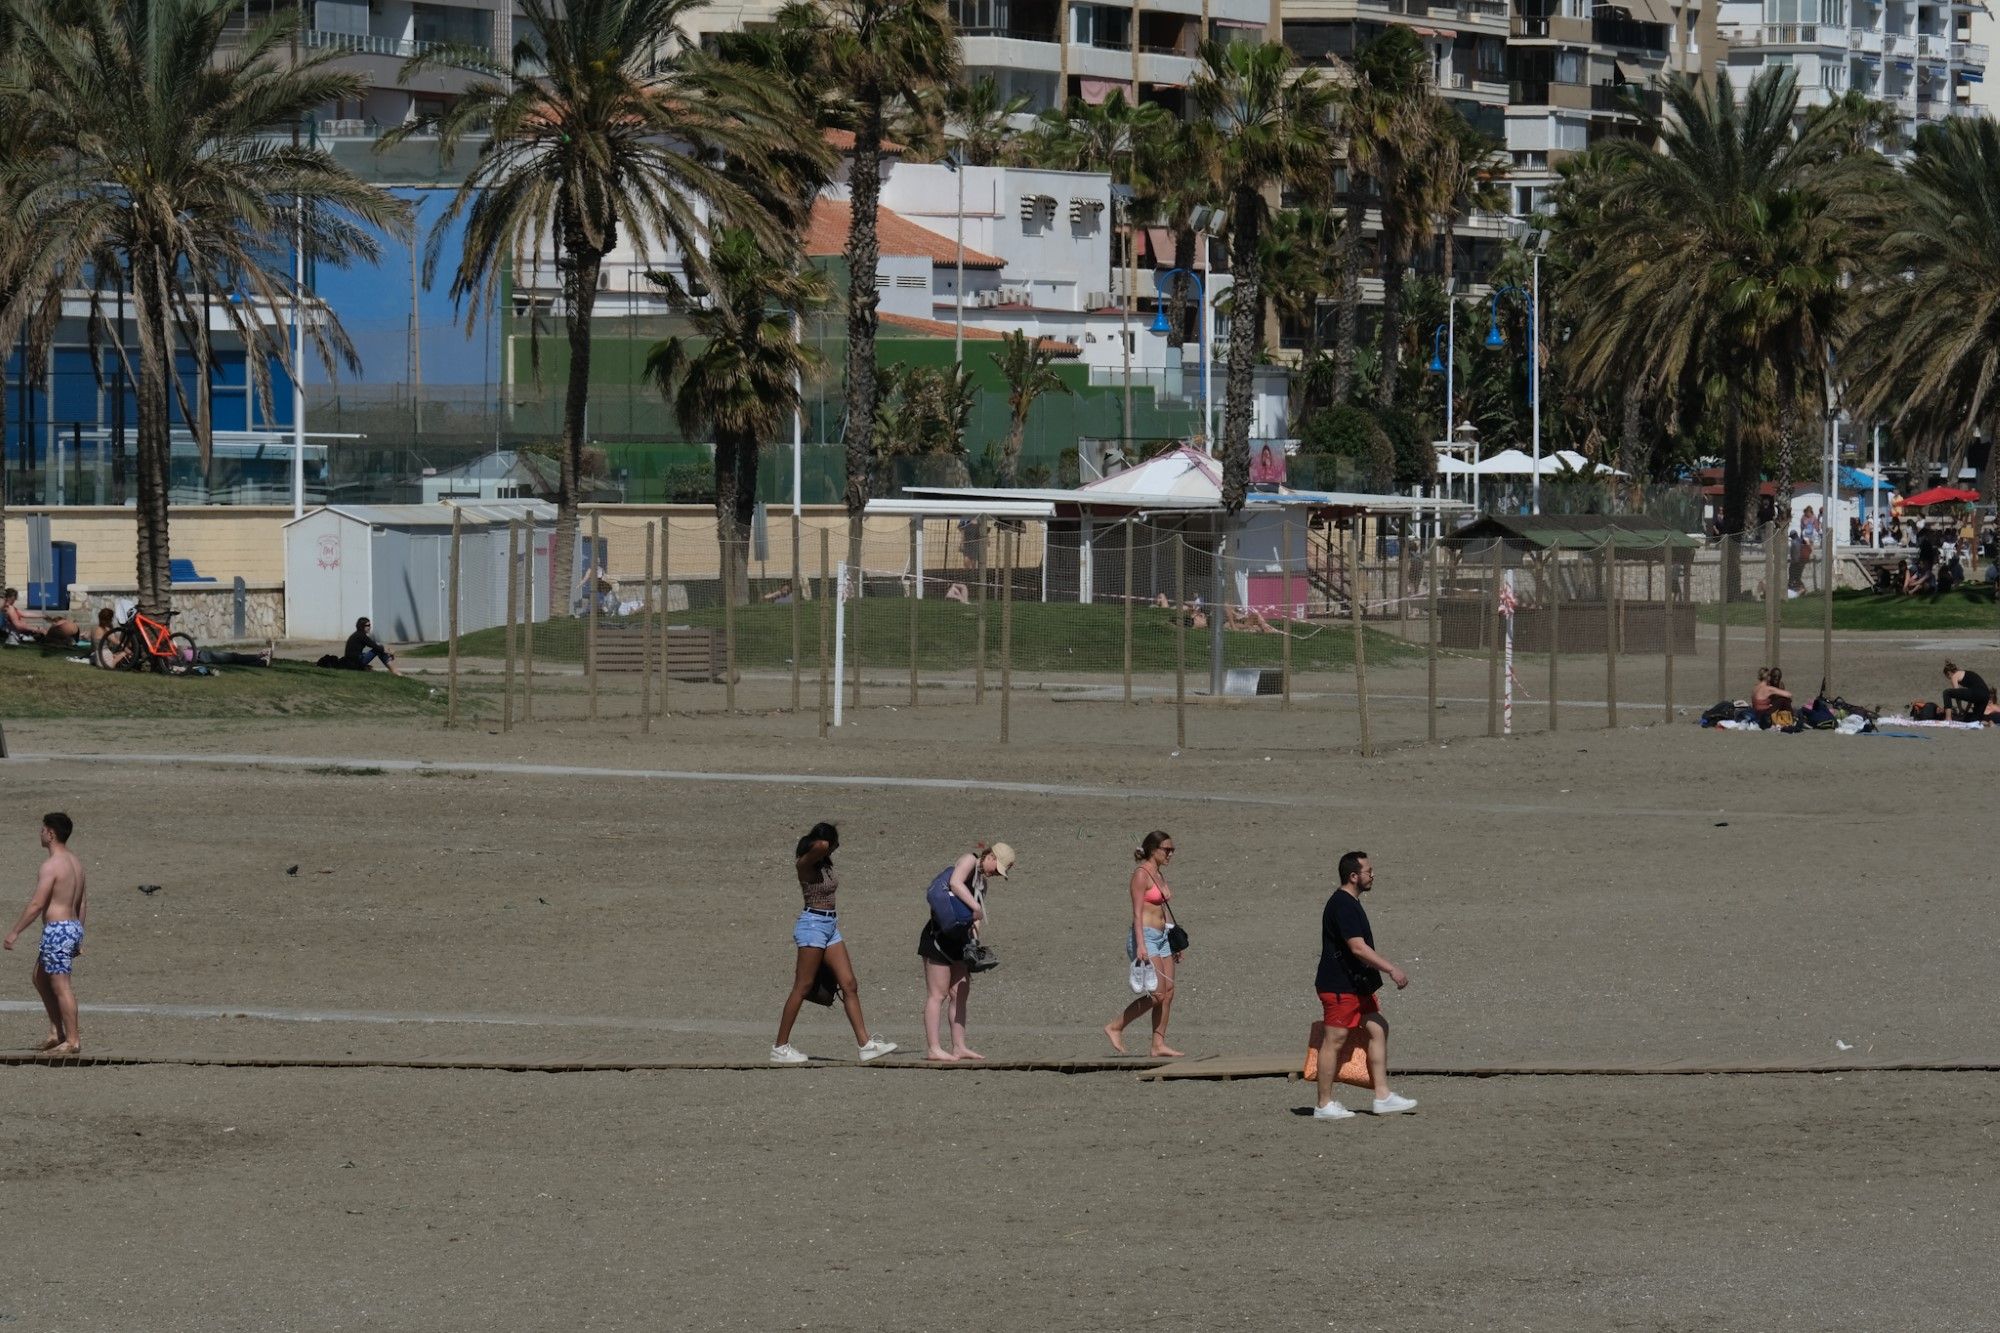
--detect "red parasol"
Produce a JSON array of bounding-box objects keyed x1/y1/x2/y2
[{"x1": 1901, "y1": 486, "x2": 1980, "y2": 507}]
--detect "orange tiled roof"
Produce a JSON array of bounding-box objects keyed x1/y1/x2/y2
[
  {"x1": 879, "y1": 312, "x2": 1080, "y2": 356},
  {"x1": 805, "y1": 198, "x2": 1006, "y2": 269},
  {"x1": 823, "y1": 128, "x2": 907, "y2": 154}
]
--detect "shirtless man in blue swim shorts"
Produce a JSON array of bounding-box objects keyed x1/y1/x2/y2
[{"x1": 4, "y1": 813, "x2": 88, "y2": 1056}]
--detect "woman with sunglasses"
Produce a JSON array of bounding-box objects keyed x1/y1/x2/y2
[
  {"x1": 771, "y1": 822, "x2": 898, "y2": 1065},
  {"x1": 1104, "y1": 830, "x2": 1184, "y2": 1057}
]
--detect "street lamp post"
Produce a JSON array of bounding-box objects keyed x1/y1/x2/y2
[
  {"x1": 1485, "y1": 279, "x2": 1540, "y2": 515},
  {"x1": 1151, "y1": 267, "x2": 1212, "y2": 451}
]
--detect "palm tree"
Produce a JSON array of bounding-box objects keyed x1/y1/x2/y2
[
  {"x1": 1134, "y1": 116, "x2": 1225, "y2": 355},
  {"x1": 1259, "y1": 206, "x2": 1348, "y2": 424},
  {"x1": 1848, "y1": 118, "x2": 2000, "y2": 504},
  {"x1": 645, "y1": 229, "x2": 829, "y2": 604},
  {"x1": 874, "y1": 362, "x2": 975, "y2": 489},
  {"x1": 896, "y1": 76, "x2": 1029, "y2": 165},
  {"x1": 1559, "y1": 69, "x2": 1872, "y2": 539},
  {"x1": 397, "y1": 0, "x2": 804, "y2": 611},
  {"x1": 3, "y1": 0, "x2": 404, "y2": 612},
  {"x1": 993, "y1": 330, "x2": 1073, "y2": 485},
  {"x1": 1191, "y1": 40, "x2": 1339, "y2": 513},
  {"x1": 1332, "y1": 27, "x2": 1433, "y2": 408},
  {"x1": 771, "y1": 0, "x2": 959, "y2": 570}
]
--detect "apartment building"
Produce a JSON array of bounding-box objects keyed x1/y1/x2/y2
[
  {"x1": 1716, "y1": 0, "x2": 1990, "y2": 145},
  {"x1": 691, "y1": 0, "x2": 1271, "y2": 114},
  {"x1": 1502, "y1": 0, "x2": 1718, "y2": 211},
  {"x1": 228, "y1": 0, "x2": 514, "y2": 138}
]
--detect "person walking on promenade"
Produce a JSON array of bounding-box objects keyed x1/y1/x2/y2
[
  {"x1": 1313, "y1": 851, "x2": 1417, "y2": 1120},
  {"x1": 1104, "y1": 830, "x2": 1185, "y2": 1058},
  {"x1": 772, "y1": 823, "x2": 897, "y2": 1065},
  {"x1": 918, "y1": 842, "x2": 1014, "y2": 1062},
  {"x1": 4, "y1": 813, "x2": 88, "y2": 1056}
]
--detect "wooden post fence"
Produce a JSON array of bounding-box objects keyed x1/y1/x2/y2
[
  {"x1": 503, "y1": 520, "x2": 520, "y2": 733},
  {"x1": 446, "y1": 507, "x2": 462, "y2": 728}
]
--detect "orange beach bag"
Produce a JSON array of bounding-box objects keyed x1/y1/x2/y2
[{"x1": 1301, "y1": 1020, "x2": 1372, "y2": 1088}]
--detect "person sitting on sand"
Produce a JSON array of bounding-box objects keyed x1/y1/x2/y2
[
  {"x1": 1751, "y1": 667, "x2": 1793, "y2": 727},
  {"x1": 2, "y1": 588, "x2": 78, "y2": 646},
  {"x1": 1941, "y1": 661, "x2": 1994, "y2": 723}
]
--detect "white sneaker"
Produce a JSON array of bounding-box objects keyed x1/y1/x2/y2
[
  {"x1": 770, "y1": 1043, "x2": 810, "y2": 1065},
  {"x1": 1312, "y1": 1101, "x2": 1355, "y2": 1120},
  {"x1": 1371, "y1": 1093, "x2": 1418, "y2": 1115},
  {"x1": 857, "y1": 1037, "x2": 899, "y2": 1062}
]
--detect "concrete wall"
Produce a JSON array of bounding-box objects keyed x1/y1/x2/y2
[
  {"x1": 4, "y1": 507, "x2": 292, "y2": 592},
  {"x1": 68, "y1": 583, "x2": 284, "y2": 645}
]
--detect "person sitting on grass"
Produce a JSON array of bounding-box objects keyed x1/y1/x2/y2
[
  {"x1": 87, "y1": 609, "x2": 130, "y2": 669},
  {"x1": 760, "y1": 581, "x2": 795, "y2": 604},
  {"x1": 343, "y1": 617, "x2": 401, "y2": 675},
  {"x1": 1902, "y1": 560, "x2": 1936, "y2": 596},
  {"x1": 1225, "y1": 604, "x2": 1281, "y2": 635},
  {"x1": 3, "y1": 588, "x2": 78, "y2": 646}
]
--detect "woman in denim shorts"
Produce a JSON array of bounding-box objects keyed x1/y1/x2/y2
[
  {"x1": 1103, "y1": 830, "x2": 1184, "y2": 1058},
  {"x1": 771, "y1": 822, "x2": 897, "y2": 1065}
]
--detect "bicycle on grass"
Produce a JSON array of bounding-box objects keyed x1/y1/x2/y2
[{"x1": 102, "y1": 608, "x2": 198, "y2": 675}]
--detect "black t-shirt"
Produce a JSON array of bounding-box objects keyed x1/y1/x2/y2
[
  {"x1": 1958, "y1": 670, "x2": 1991, "y2": 702},
  {"x1": 1315, "y1": 890, "x2": 1374, "y2": 994}
]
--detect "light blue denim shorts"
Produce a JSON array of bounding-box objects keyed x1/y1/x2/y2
[
  {"x1": 794, "y1": 909, "x2": 842, "y2": 950},
  {"x1": 1126, "y1": 925, "x2": 1173, "y2": 961}
]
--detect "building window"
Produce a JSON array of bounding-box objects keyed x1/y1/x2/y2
[
  {"x1": 413, "y1": 3, "x2": 491, "y2": 50},
  {"x1": 1072, "y1": 4, "x2": 1131, "y2": 48}
]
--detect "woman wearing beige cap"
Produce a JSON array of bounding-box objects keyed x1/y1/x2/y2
[{"x1": 918, "y1": 841, "x2": 1015, "y2": 1061}]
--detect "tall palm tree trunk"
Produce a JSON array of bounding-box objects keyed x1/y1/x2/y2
[
  {"x1": 1376, "y1": 243, "x2": 1406, "y2": 409},
  {"x1": 1000, "y1": 415, "x2": 1026, "y2": 486},
  {"x1": 1220, "y1": 185, "x2": 1261, "y2": 514},
  {"x1": 843, "y1": 98, "x2": 887, "y2": 575},
  {"x1": 1773, "y1": 376, "x2": 1800, "y2": 524},
  {"x1": 714, "y1": 428, "x2": 757, "y2": 605},
  {"x1": 556, "y1": 246, "x2": 604, "y2": 614},
  {"x1": 1168, "y1": 226, "x2": 1195, "y2": 349},
  {"x1": 132, "y1": 249, "x2": 175, "y2": 613},
  {"x1": 1332, "y1": 203, "x2": 1364, "y2": 406},
  {"x1": 1619, "y1": 392, "x2": 1645, "y2": 504}
]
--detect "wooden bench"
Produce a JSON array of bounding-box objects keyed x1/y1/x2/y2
[{"x1": 590, "y1": 625, "x2": 727, "y2": 682}]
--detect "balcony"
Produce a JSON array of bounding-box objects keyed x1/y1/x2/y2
[
  {"x1": 1456, "y1": 0, "x2": 1510, "y2": 17},
  {"x1": 304, "y1": 28, "x2": 486, "y2": 63},
  {"x1": 1848, "y1": 28, "x2": 1885, "y2": 52},
  {"x1": 1724, "y1": 23, "x2": 1843, "y2": 47},
  {"x1": 1590, "y1": 82, "x2": 1664, "y2": 115},
  {"x1": 957, "y1": 25, "x2": 1059, "y2": 44},
  {"x1": 1593, "y1": 16, "x2": 1669, "y2": 52},
  {"x1": 1951, "y1": 40, "x2": 1990, "y2": 62},
  {"x1": 1510, "y1": 79, "x2": 1593, "y2": 110},
  {"x1": 1883, "y1": 31, "x2": 1914, "y2": 55}
]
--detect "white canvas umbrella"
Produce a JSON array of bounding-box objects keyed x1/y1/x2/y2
[
  {"x1": 1472, "y1": 448, "x2": 1542, "y2": 475},
  {"x1": 1553, "y1": 449, "x2": 1626, "y2": 477}
]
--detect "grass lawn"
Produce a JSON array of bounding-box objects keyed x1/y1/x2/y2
[
  {"x1": 0, "y1": 647, "x2": 450, "y2": 720},
  {"x1": 1699, "y1": 585, "x2": 2000, "y2": 632},
  {"x1": 422, "y1": 600, "x2": 1420, "y2": 674}
]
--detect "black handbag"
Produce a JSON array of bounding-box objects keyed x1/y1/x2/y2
[
  {"x1": 1343, "y1": 947, "x2": 1384, "y2": 996},
  {"x1": 804, "y1": 962, "x2": 841, "y2": 1007},
  {"x1": 1163, "y1": 900, "x2": 1190, "y2": 955}
]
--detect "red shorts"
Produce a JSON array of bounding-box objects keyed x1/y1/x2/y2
[{"x1": 1318, "y1": 990, "x2": 1380, "y2": 1030}]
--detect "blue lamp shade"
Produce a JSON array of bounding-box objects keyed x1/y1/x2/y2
[
  {"x1": 1484, "y1": 322, "x2": 1505, "y2": 350},
  {"x1": 1150, "y1": 305, "x2": 1171, "y2": 334},
  {"x1": 1427, "y1": 351, "x2": 1445, "y2": 374}
]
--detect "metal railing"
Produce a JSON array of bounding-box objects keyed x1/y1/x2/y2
[
  {"x1": 1951, "y1": 41, "x2": 1990, "y2": 62},
  {"x1": 957, "y1": 25, "x2": 1059, "y2": 42},
  {"x1": 304, "y1": 28, "x2": 490, "y2": 63}
]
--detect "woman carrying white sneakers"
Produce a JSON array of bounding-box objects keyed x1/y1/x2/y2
[{"x1": 771, "y1": 822, "x2": 897, "y2": 1065}]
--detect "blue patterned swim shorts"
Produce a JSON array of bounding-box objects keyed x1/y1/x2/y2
[{"x1": 37, "y1": 921, "x2": 82, "y2": 975}]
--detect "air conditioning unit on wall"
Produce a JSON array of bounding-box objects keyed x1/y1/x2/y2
[{"x1": 1085, "y1": 291, "x2": 1111, "y2": 309}]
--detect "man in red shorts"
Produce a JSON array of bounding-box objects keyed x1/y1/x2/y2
[{"x1": 1313, "y1": 850, "x2": 1417, "y2": 1119}]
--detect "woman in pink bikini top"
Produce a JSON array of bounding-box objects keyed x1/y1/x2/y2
[{"x1": 1103, "y1": 829, "x2": 1184, "y2": 1059}]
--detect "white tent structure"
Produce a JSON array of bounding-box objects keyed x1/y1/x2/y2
[
  {"x1": 284, "y1": 501, "x2": 554, "y2": 642},
  {"x1": 1473, "y1": 448, "x2": 1624, "y2": 478}
]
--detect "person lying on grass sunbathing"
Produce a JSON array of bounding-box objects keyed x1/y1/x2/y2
[{"x1": 3, "y1": 588, "x2": 78, "y2": 646}]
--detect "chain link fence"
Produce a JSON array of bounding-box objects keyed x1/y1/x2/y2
[{"x1": 427, "y1": 517, "x2": 1874, "y2": 750}]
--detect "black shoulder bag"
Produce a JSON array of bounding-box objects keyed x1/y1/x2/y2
[{"x1": 1163, "y1": 899, "x2": 1190, "y2": 955}]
